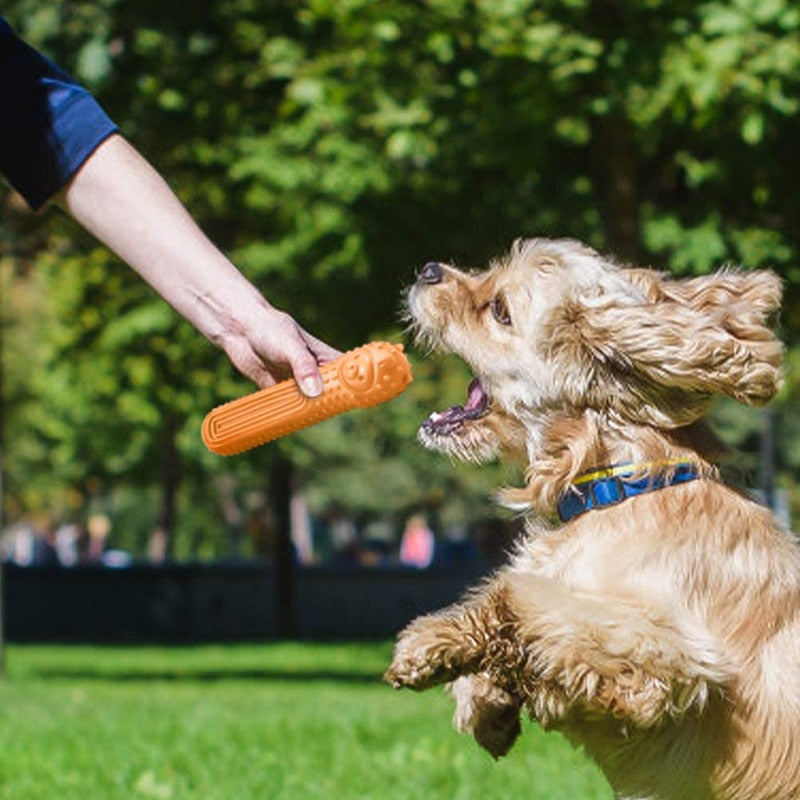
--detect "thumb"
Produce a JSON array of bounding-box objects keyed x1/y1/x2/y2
[{"x1": 288, "y1": 348, "x2": 324, "y2": 397}]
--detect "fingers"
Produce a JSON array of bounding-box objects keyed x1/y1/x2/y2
[
  {"x1": 287, "y1": 346, "x2": 324, "y2": 397},
  {"x1": 272, "y1": 318, "x2": 337, "y2": 397},
  {"x1": 301, "y1": 330, "x2": 342, "y2": 364},
  {"x1": 290, "y1": 330, "x2": 342, "y2": 397},
  {"x1": 221, "y1": 312, "x2": 341, "y2": 397},
  {"x1": 223, "y1": 340, "x2": 282, "y2": 389}
]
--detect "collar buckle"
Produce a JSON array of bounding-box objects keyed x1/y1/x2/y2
[{"x1": 587, "y1": 475, "x2": 625, "y2": 509}]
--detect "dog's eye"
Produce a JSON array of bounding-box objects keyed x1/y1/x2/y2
[{"x1": 491, "y1": 295, "x2": 512, "y2": 326}]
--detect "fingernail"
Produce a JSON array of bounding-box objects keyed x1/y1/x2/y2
[{"x1": 300, "y1": 375, "x2": 323, "y2": 397}]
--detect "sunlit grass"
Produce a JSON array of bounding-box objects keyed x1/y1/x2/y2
[{"x1": 0, "y1": 643, "x2": 612, "y2": 799}]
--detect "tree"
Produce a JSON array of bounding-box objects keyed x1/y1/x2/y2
[{"x1": 2, "y1": 0, "x2": 799, "y2": 552}]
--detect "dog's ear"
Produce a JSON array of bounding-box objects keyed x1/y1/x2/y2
[
  {"x1": 574, "y1": 270, "x2": 783, "y2": 419},
  {"x1": 626, "y1": 269, "x2": 782, "y2": 337}
]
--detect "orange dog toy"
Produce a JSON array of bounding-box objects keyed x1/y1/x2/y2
[{"x1": 202, "y1": 341, "x2": 413, "y2": 456}]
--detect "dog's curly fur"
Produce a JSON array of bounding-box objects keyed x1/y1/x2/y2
[{"x1": 385, "y1": 238, "x2": 797, "y2": 800}]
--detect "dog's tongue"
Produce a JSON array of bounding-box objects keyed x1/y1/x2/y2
[
  {"x1": 464, "y1": 378, "x2": 487, "y2": 415},
  {"x1": 423, "y1": 377, "x2": 489, "y2": 433}
]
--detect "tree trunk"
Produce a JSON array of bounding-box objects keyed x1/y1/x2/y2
[
  {"x1": 586, "y1": 0, "x2": 644, "y2": 263},
  {"x1": 588, "y1": 111, "x2": 643, "y2": 262},
  {"x1": 270, "y1": 453, "x2": 295, "y2": 638},
  {"x1": 760, "y1": 408, "x2": 776, "y2": 510},
  {"x1": 160, "y1": 413, "x2": 180, "y2": 559},
  {"x1": 214, "y1": 473, "x2": 245, "y2": 557}
]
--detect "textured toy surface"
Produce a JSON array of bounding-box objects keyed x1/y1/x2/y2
[{"x1": 202, "y1": 341, "x2": 413, "y2": 456}]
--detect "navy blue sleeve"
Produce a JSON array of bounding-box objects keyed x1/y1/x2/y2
[{"x1": 0, "y1": 17, "x2": 118, "y2": 210}]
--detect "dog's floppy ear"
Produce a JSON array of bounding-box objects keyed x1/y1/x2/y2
[
  {"x1": 576, "y1": 270, "x2": 783, "y2": 418},
  {"x1": 626, "y1": 269, "x2": 782, "y2": 339}
]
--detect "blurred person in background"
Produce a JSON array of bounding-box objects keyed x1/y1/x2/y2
[{"x1": 399, "y1": 514, "x2": 435, "y2": 569}]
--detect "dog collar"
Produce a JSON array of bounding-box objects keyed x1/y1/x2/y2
[{"x1": 557, "y1": 460, "x2": 700, "y2": 523}]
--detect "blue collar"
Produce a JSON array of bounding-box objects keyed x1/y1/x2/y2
[{"x1": 557, "y1": 461, "x2": 700, "y2": 523}]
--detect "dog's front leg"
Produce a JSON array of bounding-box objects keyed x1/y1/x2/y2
[{"x1": 385, "y1": 583, "x2": 515, "y2": 690}]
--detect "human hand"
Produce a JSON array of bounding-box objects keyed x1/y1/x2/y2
[{"x1": 217, "y1": 302, "x2": 340, "y2": 395}]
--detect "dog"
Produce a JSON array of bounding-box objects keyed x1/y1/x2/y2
[{"x1": 385, "y1": 238, "x2": 798, "y2": 800}]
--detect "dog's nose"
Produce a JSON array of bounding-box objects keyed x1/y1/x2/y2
[{"x1": 418, "y1": 262, "x2": 444, "y2": 285}]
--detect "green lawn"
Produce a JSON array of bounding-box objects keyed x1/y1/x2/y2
[{"x1": 0, "y1": 643, "x2": 612, "y2": 799}]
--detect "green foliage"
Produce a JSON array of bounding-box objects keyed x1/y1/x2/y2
[{"x1": 2, "y1": 0, "x2": 800, "y2": 551}]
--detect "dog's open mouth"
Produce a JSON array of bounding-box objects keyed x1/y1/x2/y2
[{"x1": 421, "y1": 377, "x2": 490, "y2": 436}]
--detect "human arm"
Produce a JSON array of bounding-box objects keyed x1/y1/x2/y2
[
  {"x1": 0, "y1": 17, "x2": 338, "y2": 393},
  {"x1": 58, "y1": 134, "x2": 338, "y2": 394}
]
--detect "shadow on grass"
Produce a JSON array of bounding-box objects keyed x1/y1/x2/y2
[{"x1": 32, "y1": 667, "x2": 385, "y2": 684}]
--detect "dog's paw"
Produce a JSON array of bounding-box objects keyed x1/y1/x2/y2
[
  {"x1": 384, "y1": 646, "x2": 460, "y2": 690},
  {"x1": 384, "y1": 617, "x2": 469, "y2": 690}
]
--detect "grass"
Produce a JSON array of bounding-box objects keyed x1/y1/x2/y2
[{"x1": 0, "y1": 643, "x2": 612, "y2": 800}]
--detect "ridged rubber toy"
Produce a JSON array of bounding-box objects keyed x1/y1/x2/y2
[{"x1": 202, "y1": 341, "x2": 413, "y2": 456}]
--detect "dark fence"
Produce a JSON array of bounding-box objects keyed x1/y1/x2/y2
[{"x1": 2, "y1": 561, "x2": 493, "y2": 643}]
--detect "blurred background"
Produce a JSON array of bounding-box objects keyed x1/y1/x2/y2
[
  {"x1": 2, "y1": 3, "x2": 800, "y2": 798},
  {"x1": 1, "y1": 0, "x2": 799, "y2": 642}
]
